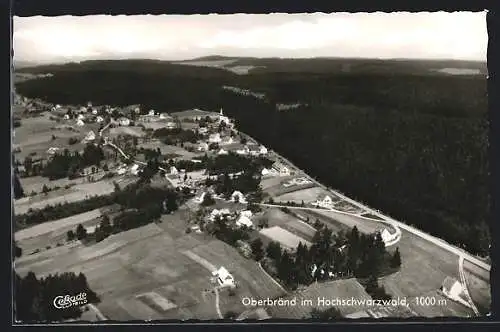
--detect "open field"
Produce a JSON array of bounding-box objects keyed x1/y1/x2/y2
[
  {"x1": 14, "y1": 178, "x2": 122, "y2": 216},
  {"x1": 260, "y1": 176, "x2": 295, "y2": 192},
  {"x1": 463, "y1": 260, "x2": 491, "y2": 314},
  {"x1": 379, "y1": 228, "x2": 474, "y2": 317},
  {"x1": 14, "y1": 205, "x2": 285, "y2": 321},
  {"x1": 259, "y1": 226, "x2": 311, "y2": 250},
  {"x1": 268, "y1": 278, "x2": 372, "y2": 318},
  {"x1": 280, "y1": 219, "x2": 317, "y2": 242},
  {"x1": 333, "y1": 200, "x2": 366, "y2": 214},
  {"x1": 295, "y1": 210, "x2": 351, "y2": 234},
  {"x1": 15, "y1": 208, "x2": 103, "y2": 241},
  {"x1": 109, "y1": 126, "x2": 145, "y2": 137},
  {"x1": 138, "y1": 140, "x2": 200, "y2": 159},
  {"x1": 274, "y1": 186, "x2": 332, "y2": 204},
  {"x1": 19, "y1": 176, "x2": 87, "y2": 195},
  {"x1": 313, "y1": 209, "x2": 385, "y2": 235}
]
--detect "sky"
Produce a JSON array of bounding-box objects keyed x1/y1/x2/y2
[{"x1": 13, "y1": 12, "x2": 487, "y2": 63}]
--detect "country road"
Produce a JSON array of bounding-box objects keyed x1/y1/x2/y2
[{"x1": 459, "y1": 255, "x2": 480, "y2": 316}]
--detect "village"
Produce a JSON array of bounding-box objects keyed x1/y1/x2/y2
[{"x1": 13, "y1": 91, "x2": 490, "y2": 321}]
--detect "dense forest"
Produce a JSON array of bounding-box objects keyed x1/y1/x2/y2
[{"x1": 15, "y1": 58, "x2": 490, "y2": 255}]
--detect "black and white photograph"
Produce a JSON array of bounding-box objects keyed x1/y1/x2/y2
[{"x1": 11, "y1": 11, "x2": 491, "y2": 322}]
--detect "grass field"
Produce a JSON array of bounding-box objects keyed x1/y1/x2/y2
[
  {"x1": 268, "y1": 279, "x2": 372, "y2": 318},
  {"x1": 260, "y1": 176, "x2": 295, "y2": 192},
  {"x1": 463, "y1": 260, "x2": 491, "y2": 314},
  {"x1": 109, "y1": 126, "x2": 145, "y2": 137},
  {"x1": 14, "y1": 178, "x2": 121, "y2": 216},
  {"x1": 15, "y1": 208, "x2": 103, "y2": 243},
  {"x1": 138, "y1": 140, "x2": 201, "y2": 159},
  {"x1": 19, "y1": 176, "x2": 86, "y2": 195},
  {"x1": 379, "y1": 228, "x2": 474, "y2": 317},
  {"x1": 14, "y1": 206, "x2": 285, "y2": 321},
  {"x1": 259, "y1": 226, "x2": 311, "y2": 250}
]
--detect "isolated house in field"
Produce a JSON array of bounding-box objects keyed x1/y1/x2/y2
[
  {"x1": 84, "y1": 130, "x2": 96, "y2": 142},
  {"x1": 441, "y1": 277, "x2": 465, "y2": 299},
  {"x1": 77, "y1": 114, "x2": 85, "y2": 121},
  {"x1": 259, "y1": 146, "x2": 268, "y2": 155},
  {"x1": 76, "y1": 119, "x2": 85, "y2": 126},
  {"x1": 209, "y1": 133, "x2": 222, "y2": 144},
  {"x1": 134, "y1": 107, "x2": 141, "y2": 114},
  {"x1": 231, "y1": 191, "x2": 247, "y2": 204},
  {"x1": 148, "y1": 110, "x2": 156, "y2": 116},
  {"x1": 87, "y1": 101, "x2": 92, "y2": 107},
  {"x1": 96, "y1": 116, "x2": 104, "y2": 123},
  {"x1": 63, "y1": 114, "x2": 70, "y2": 120},
  {"x1": 212, "y1": 266, "x2": 235, "y2": 287}
]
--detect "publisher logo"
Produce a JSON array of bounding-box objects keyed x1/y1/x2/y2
[{"x1": 53, "y1": 292, "x2": 88, "y2": 309}]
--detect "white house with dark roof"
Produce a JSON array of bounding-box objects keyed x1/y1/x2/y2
[
  {"x1": 209, "y1": 133, "x2": 222, "y2": 144},
  {"x1": 212, "y1": 266, "x2": 235, "y2": 287},
  {"x1": 76, "y1": 119, "x2": 85, "y2": 126}
]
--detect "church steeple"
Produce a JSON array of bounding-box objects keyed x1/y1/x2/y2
[{"x1": 220, "y1": 108, "x2": 223, "y2": 115}]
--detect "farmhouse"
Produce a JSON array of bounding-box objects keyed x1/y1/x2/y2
[
  {"x1": 231, "y1": 191, "x2": 247, "y2": 204},
  {"x1": 212, "y1": 266, "x2": 235, "y2": 287},
  {"x1": 440, "y1": 277, "x2": 466, "y2": 302},
  {"x1": 261, "y1": 168, "x2": 274, "y2": 176},
  {"x1": 96, "y1": 116, "x2": 104, "y2": 123},
  {"x1": 169, "y1": 166, "x2": 179, "y2": 175},
  {"x1": 194, "y1": 192, "x2": 206, "y2": 204},
  {"x1": 92, "y1": 109, "x2": 98, "y2": 115},
  {"x1": 240, "y1": 210, "x2": 253, "y2": 219},
  {"x1": 77, "y1": 114, "x2": 85, "y2": 121},
  {"x1": 76, "y1": 119, "x2": 85, "y2": 126},
  {"x1": 63, "y1": 114, "x2": 70, "y2": 120},
  {"x1": 312, "y1": 195, "x2": 334, "y2": 209}
]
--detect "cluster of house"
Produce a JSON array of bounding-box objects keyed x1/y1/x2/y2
[
  {"x1": 206, "y1": 205, "x2": 255, "y2": 229},
  {"x1": 138, "y1": 109, "x2": 177, "y2": 129},
  {"x1": 261, "y1": 161, "x2": 291, "y2": 177}
]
